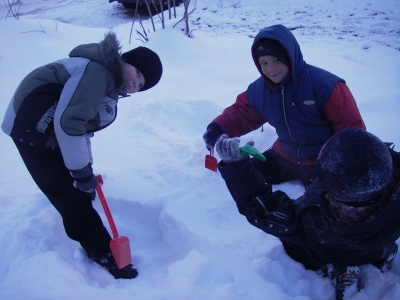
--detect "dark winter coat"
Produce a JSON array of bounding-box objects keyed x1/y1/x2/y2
[
  {"x1": 210, "y1": 25, "x2": 365, "y2": 164},
  {"x1": 218, "y1": 148, "x2": 400, "y2": 269},
  {"x1": 2, "y1": 32, "x2": 126, "y2": 171}
]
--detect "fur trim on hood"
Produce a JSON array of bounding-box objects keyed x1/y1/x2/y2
[{"x1": 69, "y1": 32, "x2": 125, "y2": 89}]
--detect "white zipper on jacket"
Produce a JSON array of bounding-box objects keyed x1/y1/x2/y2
[
  {"x1": 281, "y1": 86, "x2": 296, "y2": 142},
  {"x1": 281, "y1": 86, "x2": 302, "y2": 163}
]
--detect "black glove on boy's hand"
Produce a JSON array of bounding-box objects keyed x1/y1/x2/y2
[
  {"x1": 70, "y1": 163, "x2": 99, "y2": 193},
  {"x1": 203, "y1": 123, "x2": 223, "y2": 150}
]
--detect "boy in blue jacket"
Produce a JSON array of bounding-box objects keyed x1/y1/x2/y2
[{"x1": 203, "y1": 24, "x2": 365, "y2": 189}]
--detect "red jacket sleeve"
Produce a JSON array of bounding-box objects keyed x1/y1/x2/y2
[
  {"x1": 323, "y1": 82, "x2": 366, "y2": 133},
  {"x1": 210, "y1": 91, "x2": 266, "y2": 137}
]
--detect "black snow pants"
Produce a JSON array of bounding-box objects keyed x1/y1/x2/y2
[
  {"x1": 251, "y1": 148, "x2": 317, "y2": 189},
  {"x1": 13, "y1": 139, "x2": 112, "y2": 259}
]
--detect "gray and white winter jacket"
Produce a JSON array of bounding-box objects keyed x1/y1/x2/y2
[{"x1": 2, "y1": 32, "x2": 126, "y2": 171}]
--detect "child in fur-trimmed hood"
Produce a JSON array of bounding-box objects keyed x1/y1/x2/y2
[{"x1": 1, "y1": 32, "x2": 162, "y2": 279}]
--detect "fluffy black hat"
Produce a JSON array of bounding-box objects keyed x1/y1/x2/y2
[
  {"x1": 316, "y1": 128, "x2": 393, "y2": 203},
  {"x1": 121, "y1": 47, "x2": 162, "y2": 92},
  {"x1": 255, "y1": 39, "x2": 290, "y2": 66}
]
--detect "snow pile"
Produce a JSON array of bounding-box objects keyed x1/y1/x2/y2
[{"x1": 0, "y1": 0, "x2": 399, "y2": 299}]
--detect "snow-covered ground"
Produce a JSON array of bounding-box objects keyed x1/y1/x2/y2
[{"x1": 0, "y1": 0, "x2": 399, "y2": 299}]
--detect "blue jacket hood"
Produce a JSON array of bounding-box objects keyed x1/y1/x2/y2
[{"x1": 251, "y1": 25, "x2": 305, "y2": 85}]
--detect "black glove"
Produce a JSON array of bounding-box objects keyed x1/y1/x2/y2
[
  {"x1": 203, "y1": 123, "x2": 223, "y2": 150},
  {"x1": 216, "y1": 134, "x2": 254, "y2": 163},
  {"x1": 70, "y1": 163, "x2": 99, "y2": 194}
]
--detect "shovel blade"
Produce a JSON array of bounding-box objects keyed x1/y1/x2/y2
[
  {"x1": 110, "y1": 236, "x2": 132, "y2": 269},
  {"x1": 240, "y1": 144, "x2": 266, "y2": 161},
  {"x1": 205, "y1": 154, "x2": 218, "y2": 172}
]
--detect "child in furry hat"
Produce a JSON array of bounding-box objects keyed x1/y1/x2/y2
[
  {"x1": 203, "y1": 24, "x2": 365, "y2": 189},
  {"x1": 1, "y1": 32, "x2": 162, "y2": 279},
  {"x1": 215, "y1": 128, "x2": 400, "y2": 300}
]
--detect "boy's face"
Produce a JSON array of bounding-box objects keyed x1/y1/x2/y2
[
  {"x1": 124, "y1": 63, "x2": 145, "y2": 93},
  {"x1": 258, "y1": 55, "x2": 290, "y2": 84}
]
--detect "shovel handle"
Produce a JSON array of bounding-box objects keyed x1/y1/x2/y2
[{"x1": 95, "y1": 175, "x2": 119, "y2": 238}]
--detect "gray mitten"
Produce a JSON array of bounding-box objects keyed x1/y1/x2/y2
[{"x1": 216, "y1": 134, "x2": 252, "y2": 163}]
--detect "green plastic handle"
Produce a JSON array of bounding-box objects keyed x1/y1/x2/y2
[{"x1": 240, "y1": 144, "x2": 266, "y2": 161}]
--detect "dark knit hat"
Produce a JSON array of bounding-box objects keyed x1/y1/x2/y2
[
  {"x1": 255, "y1": 39, "x2": 290, "y2": 66},
  {"x1": 121, "y1": 47, "x2": 162, "y2": 92},
  {"x1": 316, "y1": 128, "x2": 393, "y2": 203}
]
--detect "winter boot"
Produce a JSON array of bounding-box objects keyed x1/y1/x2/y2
[
  {"x1": 332, "y1": 265, "x2": 360, "y2": 300},
  {"x1": 374, "y1": 243, "x2": 398, "y2": 273},
  {"x1": 316, "y1": 263, "x2": 334, "y2": 278},
  {"x1": 91, "y1": 252, "x2": 138, "y2": 279}
]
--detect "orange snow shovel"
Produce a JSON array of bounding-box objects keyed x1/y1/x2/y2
[
  {"x1": 205, "y1": 147, "x2": 218, "y2": 172},
  {"x1": 95, "y1": 175, "x2": 132, "y2": 269}
]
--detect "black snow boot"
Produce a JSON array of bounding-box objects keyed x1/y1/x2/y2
[
  {"x1": 374, "y1": 243, "x2": 398, "y2": 273},
  {"x1": 332, "y1": 265, "x2": 360, "y2": 300},
  {"x1": 91, "y1": 252, "x2": 138, "y2": 279}
]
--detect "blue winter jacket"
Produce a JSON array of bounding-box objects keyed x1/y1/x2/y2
[{"x1": 247, "y1": 25, "x2": 344, "y2": 160}]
